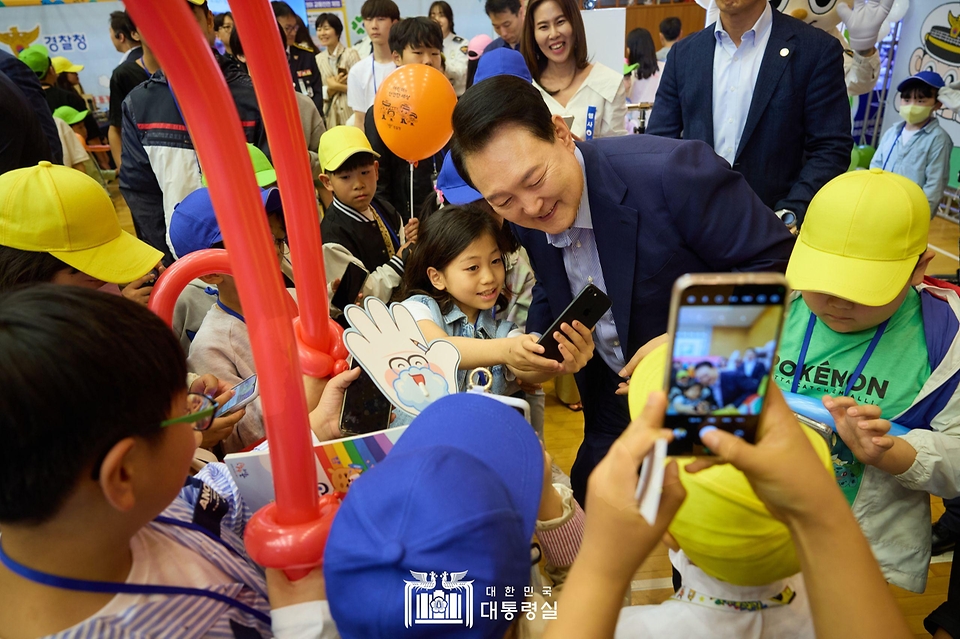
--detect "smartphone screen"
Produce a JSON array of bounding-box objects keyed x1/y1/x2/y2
[
  {"x1": 215, "y1": 374, "x2": 258, "y2": 418},
  {"x1": 665, "y1": 281, "x2": 787, "y2": 456},
  {"x1": 340, "y1": 362, "x2": 393, "y2": 436}
]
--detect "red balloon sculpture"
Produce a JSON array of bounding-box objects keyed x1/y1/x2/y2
[{"x1": 131, "y1": 0, "x2": 343, "y2": 577}]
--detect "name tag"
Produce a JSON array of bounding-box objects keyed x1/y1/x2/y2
[{"x1": 584, "y1": 106, "x2": 597, "y2": 140}]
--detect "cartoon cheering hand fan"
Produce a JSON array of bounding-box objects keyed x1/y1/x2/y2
[{"x1": 344, "y1": 298, "x2": 461, "y2": 416}]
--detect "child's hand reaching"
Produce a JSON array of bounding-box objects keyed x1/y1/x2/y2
[
  {"x1": 822, "y1": 396, "x2": 915, "y2": 474},
  {"x1": 506, "y1": 322, "x2": 595, "y2": 381}
]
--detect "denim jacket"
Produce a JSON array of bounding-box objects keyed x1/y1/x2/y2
[{"x1": 401, "y1": 294, "x2": 519, "y2": 396}]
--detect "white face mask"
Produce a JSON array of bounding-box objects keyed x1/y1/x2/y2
[{"x1": 899, "y1": 104, "x2": 934, "y2": 125}]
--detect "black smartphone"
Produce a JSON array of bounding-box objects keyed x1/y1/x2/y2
[
  {"x1": 339, "y1": 360, "x2": 393, "y2": 436},
  {"x1": 331, "y1": 262, "x2": 368, "y2": 312},
  {"x1": 536, "y1": 284, "x2": 612, "y2": 362},
  {"x1": 664, "y1": 273, "x2": 789, "y2": 456}
]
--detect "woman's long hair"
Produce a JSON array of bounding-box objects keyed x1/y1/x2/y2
[
  {"x1": 520, "y1": 0, "x2": 589, "y2": 86},
  {"x1": 626, "y1": 28, "x2": 658, "y2": 80}
]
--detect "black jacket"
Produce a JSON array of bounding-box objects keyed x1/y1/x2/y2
[
  {"x1": 287, "y1": 43, "x2": 324, "y2": 115},
  {"x1": 0, "y1": 50, "x2": 60, "y2": 164}
]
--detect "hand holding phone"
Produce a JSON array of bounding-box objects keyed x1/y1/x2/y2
[
  {"x1": 663, "y1": 273, "x2": 789, "y2": 456},
  {"x1": 536, "y1": 284, "x2": 611, "y2": 362},
  {"x1": 215, "y1": 374, "x2": 260, "y2": 418},
  {"x1": 339, "y1": 361, "x2": 393, "y2": 436}
]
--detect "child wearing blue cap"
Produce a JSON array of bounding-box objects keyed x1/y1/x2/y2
[
  {"x1": 171, "y1": 187, "x2": 341, "y2": 453},
  {"x1": 320, "y1": 393, "x2": 585, "y2": 638},
  {"x1": 870, "y1": 71, "x2": 953, "y2": 217}
]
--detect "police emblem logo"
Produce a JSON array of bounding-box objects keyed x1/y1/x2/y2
[{"x1": 404, "y1": 570, "x2": 475, "y2": 627}]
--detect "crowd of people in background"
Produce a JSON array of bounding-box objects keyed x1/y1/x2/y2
[{"x1": 0, "y1": 0, "x2": 959, "y2": 637}]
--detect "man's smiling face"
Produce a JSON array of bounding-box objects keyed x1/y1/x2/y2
[{"x1": 461, "y1": 118, "x2": 584, "y2": 236}]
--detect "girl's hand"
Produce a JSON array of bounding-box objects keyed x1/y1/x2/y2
[
  {"x1": 554, "y1": 321, "x2": 595, "y2": 374},
  {"x1": 266, "y1": 567, "x2": 326, "y2": 608},
  {"x1": 404, "y1": 218, "x2": 419, "y2": 244},
  {"x1": 505, "y1": 334, "x2": 563, "y2": 375}
]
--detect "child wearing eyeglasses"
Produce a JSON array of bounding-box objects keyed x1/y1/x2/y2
[{"x1": 0, "y1": 285, "x2": 351, "y2": 638}]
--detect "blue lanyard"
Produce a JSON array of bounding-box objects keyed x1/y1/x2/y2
[
  {"x1": 0, "y1": 518, "x2": 271, "y2": 625},
  {"x1": 791, "y1": 312, "x2": 889, "y2": 396},
  {"x1": 217, "y1": 299, "x2": 246, "y2": 323},
  {"x1": 372, "y1": 55, "x2": 380, "y2": 94},
  {"x1": 881, "y1": 124, "x2": 904, "y2": 172}
]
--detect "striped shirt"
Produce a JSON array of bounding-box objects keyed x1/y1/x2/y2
[
  {"x1": 546, "y1": 148, "x2": 625, "y2": 372},
  {"x1": 44, "y1": 464, "x2": 275, "y2": 639}
]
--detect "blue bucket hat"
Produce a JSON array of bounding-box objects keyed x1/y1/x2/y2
[
  {"x1": 324, "y1": 393, "x2": 544, "y2": 638},
  {"x1": 437, "y1": 152, "x2": 482, "y2": 205},
  {"x1": 169, "y1": 187, "x2": 281, "y2": 258},
  {"x1": 474, "y1": 48, "x2": 533, "y2": 85}
]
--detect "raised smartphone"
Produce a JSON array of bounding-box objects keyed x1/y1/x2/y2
[
  {"x1": 663, "y1": 273, "x2": 789, "y2": 456},
  {"x1": 536, "y1": 284, "x2": 612, "y2": 362}
]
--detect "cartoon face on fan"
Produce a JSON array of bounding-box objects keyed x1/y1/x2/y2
[{"x1": 387, "y1": 353, "x2": 451, "y2": 413}]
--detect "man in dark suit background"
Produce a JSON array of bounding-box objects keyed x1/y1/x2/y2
[
  {"x1": 451, "y1": 76, "x2": 795, "y2": 504},
  {"x1": 694, "y1": 361, "x2": 759, "y2": 409},
  {"x1": 646, "y1": 0, "x2": 851, "y2": 228}
]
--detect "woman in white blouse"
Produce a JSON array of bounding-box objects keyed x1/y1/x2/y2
[{"x1": 521, "y1": 0, "x2": 627, "y2": 139}]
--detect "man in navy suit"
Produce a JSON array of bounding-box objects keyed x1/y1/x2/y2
[
  {"x1": 694, "y1": 361, "x2": 759, "y2": 409},
  {"x1": 646, "y1": 0, "x2": 851, "y2": 228},
  {"x1": 451, "y1": 76, "x2": 794, "y2": 504}
]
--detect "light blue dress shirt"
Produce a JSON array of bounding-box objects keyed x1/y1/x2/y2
[
  {"x1": 545, "y1": 148, "x2": 625, "y2": 373},
  {"x1": 712, "y1": 3, "x2": 774, "y2": 167},
  {"x1": 869, "y1": 117, "x2": 954, "y2": 217}
]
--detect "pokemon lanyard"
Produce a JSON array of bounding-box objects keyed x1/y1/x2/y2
[
  {"x1": 671, "y1": 585, "x2": 796, "y2": 611},
  {"x1": 790, "y1": 312, "x2": 889, "y2": 396}
]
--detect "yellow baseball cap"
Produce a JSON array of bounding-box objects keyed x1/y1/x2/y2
[
  {"x1": 628, "y1": 343, "x2": 832, "y2": 586},
  {"x1": 0, "y1": 162, "x2": 162, "y2": 283},
  {"x1": 51, "y1": 56, "x2": 83, "y2": 74},
  {"x1": 787, "y1": 168, "x2": 930, "y2": 307},
  {"x1": 318, "y1": 126, "x2": 380, "y2": 172}
]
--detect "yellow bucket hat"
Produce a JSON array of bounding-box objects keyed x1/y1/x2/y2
[
  {"x1": 0, "y1": 162, "x2": 161, "y2": 284},
  {"x1": 629, "y1": 342, "x2": 831, "y2": 586},
  {"x1": 787, "y1": 168, "x2": 929, "y2": 307}
]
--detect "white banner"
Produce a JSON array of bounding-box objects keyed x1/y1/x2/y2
[{"x1": 0, "y1": 1, "x2": 123, "y2": 113}]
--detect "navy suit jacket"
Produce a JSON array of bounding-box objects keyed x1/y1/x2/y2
[
  {"x1": 517, "y1": 136, "x2": 795, "y2": 379},
  {"x1": 646, "y1": 11, "x2": 851, "y2": 223}
]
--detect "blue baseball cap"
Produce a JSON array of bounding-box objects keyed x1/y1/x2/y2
[
  {"x1": 169, "y1": 187, "x2": 281, "y2": 258},
  {"x1": 324, "y1": 393, "x2": 544, "y2": 638},
  {"x1": 437, "y1": 153, "x2": 482, "y2": 205},
  {"x1": 897, "y1": 71, "x2": 945, "y2": 92},
  {"x1": 474, "y1": 48, "x2": 532, "y2": 85}
]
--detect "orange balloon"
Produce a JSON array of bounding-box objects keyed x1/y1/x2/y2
[{"x1": 373, "y1": 64, "x2": 457, "y2": 163}]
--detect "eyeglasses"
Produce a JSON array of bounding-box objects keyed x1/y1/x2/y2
[
  {"x1": 160, "y1": 393, "x2": 219, "y2": 432},
  {"x1": 282, "y1": 23, "x2": 298, "y2": 34}
]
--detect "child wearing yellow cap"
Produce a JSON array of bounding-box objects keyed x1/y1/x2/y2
[
  {"x1": 0, "y1": 162, "x2": 162, "y2": 306},
  {"x1": 317, "y1": 125, "x2": 418, "y2": 306},
  {"x1": 773, "y1": 168, "x2": 960, "y2": 594}
]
